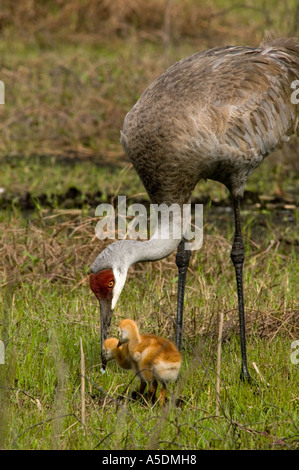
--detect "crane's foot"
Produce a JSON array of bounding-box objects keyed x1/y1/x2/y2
[
  {"x1": 240, "y1": 367, "x2": 260, "y2": 389},
  {"x1": 241, "y1": 367, "x2": 265, "y2": 390},
  {"x1": 240, "y1": 367, "x2": 252, "y2": 383}
]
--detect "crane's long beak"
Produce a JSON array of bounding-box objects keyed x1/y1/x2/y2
[{"x1": 100, "y1": 298, "x2": 113, "y2": 370}]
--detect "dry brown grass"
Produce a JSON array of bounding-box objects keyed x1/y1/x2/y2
[
  {"x1": 0, "y1": 0, "x2": 239, "y2": 43},
  {"x1": 1, "y1": 0, "x2": 297, "y2": 45},
  {"x1": 1, "y1": 208, "x2": 297, "y2": 343},
  {"x1": 0, "y1": 211, "x2": 99, "y2": 287},
  {"x1": 0, "y1": 1, "x2": 298, "y2": 160}
]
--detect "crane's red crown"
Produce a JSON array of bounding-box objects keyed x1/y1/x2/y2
[{"x1": 90, "y1": 269, "x2": 115, "y2": 301}]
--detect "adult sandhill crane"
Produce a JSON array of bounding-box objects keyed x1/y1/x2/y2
[{"x1": 90, "y1": 36, "x2": 299, "y2": 381}]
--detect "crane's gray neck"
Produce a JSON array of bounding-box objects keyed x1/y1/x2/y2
[
  {"x1": 91, "y1": 215, "x2": 182, "y2": 309},
  {"x1": 91, "y1": 216, "x2": 182, "y2": 274}
]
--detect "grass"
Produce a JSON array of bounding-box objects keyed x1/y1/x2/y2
[
  {"x1": 0, "y1": 192, "x2": 298, "y2": 449},
  {"x1": 0, "y1": 274, "x2": 298, "y2": 450},
  {"x1": 0, "y1": 0, "x2": 298, "y2": 451},
  {"x1": 0, "y1": 0, "x2": 298, "y2": 159}
]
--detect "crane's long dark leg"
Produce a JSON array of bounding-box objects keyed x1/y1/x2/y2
[
  {"x1": 231, "y1": 197, "x2": 251, "y2": 382},
  {"x1": 175, "y1": 239, "x2": 191, "y2": 350}
]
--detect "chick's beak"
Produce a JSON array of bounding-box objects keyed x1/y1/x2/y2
[{"x1": 100, "y1": 298, "x2": 113, "y2": 370}]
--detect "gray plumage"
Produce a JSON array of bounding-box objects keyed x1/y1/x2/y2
[{"x1": 120, "y1": 36, "x2": 299, "y2": 203}]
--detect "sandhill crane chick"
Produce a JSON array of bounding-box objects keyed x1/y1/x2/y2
[
  {"x1": 103, "y1": 338, "x2": 132, "y2": 370},
  {"x1": 103, "y1": 337, "x2": 149, "y2": 399},
  {"x1": 118, "y1": 319, "x2": 182, "y2": 407}
]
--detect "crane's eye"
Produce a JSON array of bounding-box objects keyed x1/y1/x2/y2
[{"x1": 108, "y1": 280, "x2": 114, "y2": 288}]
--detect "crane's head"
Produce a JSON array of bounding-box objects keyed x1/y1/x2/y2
[
  {"x1": 90, "y1": 242, "x2": 131, "y2": 369},
  {"x1": 90, "y1": 268, "x2": 121, "y2": 370}
]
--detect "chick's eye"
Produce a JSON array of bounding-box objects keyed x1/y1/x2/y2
[{"x1": 108, "y1": 280, "x2": 114, "y2": 288}]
